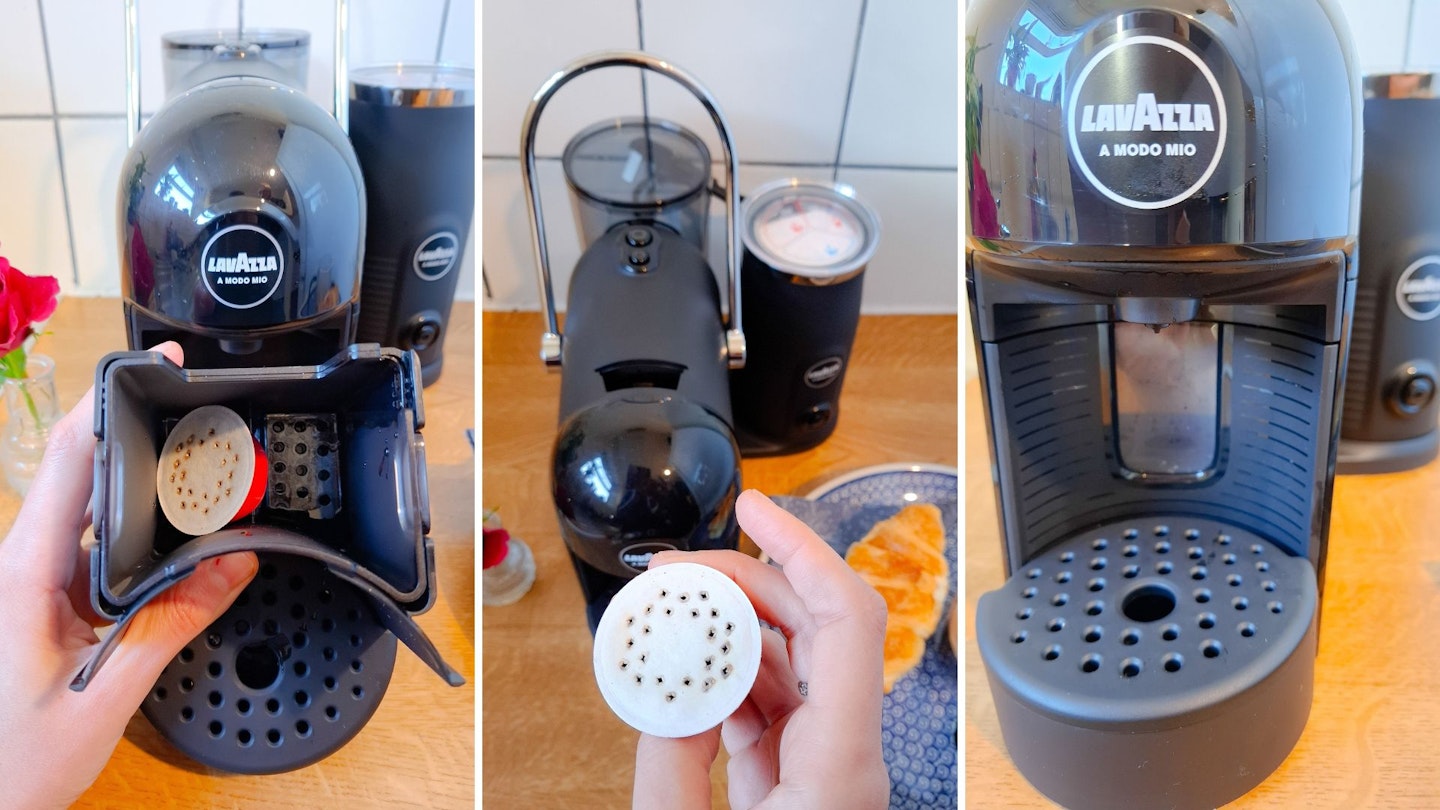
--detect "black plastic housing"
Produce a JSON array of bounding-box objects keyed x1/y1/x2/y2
[
  {"x1": 551, "y1": 223, "x2": 741, "y2": 630},
  {"x1": 1338, "y1": 84, "x2": 1440, "y2": 472},
  {"x1": 350, "y1": 97, "x2": 474, "y2": 387},
  {"x1": 119, "y1": 76, "x2": 364, "y2": 365},
  {"x1": 730, "y1": 249, "x2": 863, "y2": 455},
  {"x1": 967, "y1": 1, "x2": 1360, "y2": 807}
]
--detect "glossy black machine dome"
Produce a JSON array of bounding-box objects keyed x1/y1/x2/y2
[{"x1": 119, "y1": 76, "x2": 365, "y2": 366}]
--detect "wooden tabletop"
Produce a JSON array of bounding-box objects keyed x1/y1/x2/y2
[
  {"x1": 964, "y1": 378, "x2": 1440, "y2": 808},
  {"x1": 481, "y1": 310, "x2": 958, "y2": 808},
  {"x1": 0, "y1": 298, "x2": 475, "y2": 809}
]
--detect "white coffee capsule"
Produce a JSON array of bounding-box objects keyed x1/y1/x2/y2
[
  {"x1": 156, "y1": 405, "x2": 265, "y2": 536},
  {"x1": 593, "y1": 562, "x2": 763, "y2": 738}
]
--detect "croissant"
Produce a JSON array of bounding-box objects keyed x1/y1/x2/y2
[{"x1": 845, "y1": 503, "x2": 948, "y2": 692}]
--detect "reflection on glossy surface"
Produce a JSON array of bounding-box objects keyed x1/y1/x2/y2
[
  {"x1": 967, "y1": 0, "x2": 1361, "y2": 249},
  {"x1": 120, "y1": 76, "x2": 363, "y2": 331},
  {"x1": 553, "y1": 389, "x2": 741, "y2": 580}
]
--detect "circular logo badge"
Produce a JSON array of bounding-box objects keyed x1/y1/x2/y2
[
  {"x1": 1068, "y1": 35, "x2": 1228, "y2": 210},
  {"x1": 200, "y1": 224, "x2": 285, "y2": 310},
  {"x1": 619, "y1": 542, "x2": 679, "y2": 575},
  {"x1": 413, "y1": 231, "x2": 460, "y2": 281},
  {"x1": 803, "y1": 356, "x2": 844, "y2": 389},
  {"x1": 1395, "y1": 255, "x2": 1440, "y2": 321}
]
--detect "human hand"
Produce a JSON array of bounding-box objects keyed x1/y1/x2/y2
[
  {"x1": 633, "y1": 489, "x2": 890, "y2": 810},
  {"x1": 0, "y1": 342, "x2": 258, "y2": 809}
]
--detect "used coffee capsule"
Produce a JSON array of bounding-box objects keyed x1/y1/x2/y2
[
  {"x1": 593, "y1": 562, "x2": 761, "y2": 737},
  {"x1": 156, "y1": 405, "x2": 267, "y2": 535}
]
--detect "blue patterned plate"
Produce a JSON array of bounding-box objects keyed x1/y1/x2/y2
[{"x1": 771, "y1": 463, "x2": 958, "y2": 810}]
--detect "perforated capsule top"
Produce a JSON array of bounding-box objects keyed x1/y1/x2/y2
[{"x1": 592, "y1": 562, "x2": 762, "y2": 738}]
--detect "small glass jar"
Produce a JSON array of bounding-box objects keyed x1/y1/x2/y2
[{"x1": 1, "y1": 354, "x2": 61, "y2": 496}]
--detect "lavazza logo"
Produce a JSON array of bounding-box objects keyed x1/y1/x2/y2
[
  {"x1": 1069, "y1": 34, "x2": 1228, "y2": 210},
  {"x1": 200, "y1": 224, "x2": 285, "y2": 309},
  {"x1": 1396, "y1": 255, "x2": 1440, "y2": 321},
  {"x1": 413, "y1": 231, "x2": 459, "y2": 281},
  {"x1": 619, "y1": 542, "x2": 678, "y2": 574},
  {"x1": 804, "y1": 356, "x2": 844, "y2": 389}
]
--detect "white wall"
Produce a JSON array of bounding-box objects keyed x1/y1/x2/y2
[
  {"x1": 480, "y1": 0, "x2": 960, "y2": 314},
  {"x1": 0, "y1": 0, "x2": 475, "y2": 299}
]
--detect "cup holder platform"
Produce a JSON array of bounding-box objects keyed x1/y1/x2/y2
[{"x1": 977, "y1": 517, "x2": 1317, "y2": 810}]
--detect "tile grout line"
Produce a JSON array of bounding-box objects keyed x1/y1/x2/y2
[
  {"x1": 831, "y1": 0, "x2": 870, "y2": 183},
  {"x1": 34, "y1": 0, "x2": 81, "y2": 288},
  {"x1": 436, "y1": 0, "x2": 452, "y2": 64},
  {"x1": 1403, "y1": 0, "x2": 1417, "y2": 71}
]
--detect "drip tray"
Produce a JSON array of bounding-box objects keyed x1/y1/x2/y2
[
  {"x1": 977, "y1": 518, "x2": 1317, "y2": 810},
  {"x1": 142, "y1": 553, "x2": 396, "y2": 774}
]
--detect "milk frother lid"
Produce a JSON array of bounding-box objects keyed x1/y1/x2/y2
[
  {"x1": 742, "y1": 179, "x2": 880, "y2": 281},
  {"x1": 1364, "y1": 72, "x2": 1437, "y2": 99},
  {"x1": 350, "y1": 64, "x2": 475, "y2": 107}
]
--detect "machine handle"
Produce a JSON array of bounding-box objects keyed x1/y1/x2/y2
[
  {"x1": 123, "y1": 0, "x2": 353, "y2": 146},
  {"x1": 519, "y1": 50, "x2": 747, "y2": 370}
]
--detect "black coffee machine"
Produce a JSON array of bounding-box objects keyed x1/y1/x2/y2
[
  {"x1": 521, "y1": 51, "x2": 746, "y2": 632},
  {"x1": 968, "y1": 1, "x2": 1359, "y2": 808},
  {"x1": 81, "y1": 1, "x2": 461, "y2": 775}
]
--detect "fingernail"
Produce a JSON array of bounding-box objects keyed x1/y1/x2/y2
[
  {"x1": 648, "y1": 551, "x2": 680, "y2": 568},
  {"x1": 209, "y1": 553, "x2": 259, "y2": 593}
]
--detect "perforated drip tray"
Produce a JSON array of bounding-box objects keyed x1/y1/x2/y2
[
  {"x1": 977, "y1": 518, "x2": 1318, "y2": 810},
  {"x1": 143, "y1": 553, "x2": 397, "y2": 774}
]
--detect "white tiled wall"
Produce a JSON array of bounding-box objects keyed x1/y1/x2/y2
[
  {"x1": 1336, "y1": 0, "x2": 1440, "y2": 73},
  {"x1": 0, "y1": 0, "x2": 475, "y2": 300},
  {"x1": 480, "y1": 0, "x2": 960, "y2": 314}
]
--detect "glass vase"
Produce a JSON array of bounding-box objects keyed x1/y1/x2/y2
[{"x1": 1, "y1": 354, "x2": 61, "y2": 496}]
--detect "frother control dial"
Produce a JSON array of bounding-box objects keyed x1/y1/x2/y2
[{"x1": 1393, "y1": 367, "x2": 1436, "y2": 415}]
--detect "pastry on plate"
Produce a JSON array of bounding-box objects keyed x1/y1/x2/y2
[{"x1": 844, "y1": 503, "x2": 948, "y2": 692}]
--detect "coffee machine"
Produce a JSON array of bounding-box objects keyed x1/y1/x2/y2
[
  {"x1": 80, "y1": 1, "x2": 462, "y2": 775},
  {"x1": 968, "y1": 1, "x2": 1359, "y2": 808},
  {"x1": 521, "y1": 51, "x2": 745, "y2": 632}
]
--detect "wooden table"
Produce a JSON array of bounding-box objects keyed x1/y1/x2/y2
[
  {"x1": 0, "y1": 298, "x2": 475, "y2": 809},
  {"x1": 965, "y1": 378, "x2": 1440, "y2": 808},
  {"x1": 481, "y1": 311, "x2": 958, "y2": 808}
]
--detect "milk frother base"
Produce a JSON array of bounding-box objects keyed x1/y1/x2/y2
[
  {"x1": 977, "y1": 517, "x2": 1316, "y2": 810},
  {"x1": 1336, "y1": 432, "x2": 1440, "y2": 475}
]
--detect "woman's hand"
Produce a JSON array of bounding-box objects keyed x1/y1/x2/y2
[{"x1": 633, "y1": 489, "x2": 890, "y2": 810}]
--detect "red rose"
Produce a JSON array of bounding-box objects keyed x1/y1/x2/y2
[
  {"x1": 0, "y1": 256, "x2": 60, "y2": 355},
  {"x1": 482, "y1": 526, "x2": 511, "y2": 569},
  {"x1": 969, "y1": 152, "x2": 1001, "y2": 239}
]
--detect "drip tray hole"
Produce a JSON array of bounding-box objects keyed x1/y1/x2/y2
[
  {"x1": 236, "y1": 641, "x2": 283, "y2": 691},
  {"x1": 1121, "y1": 584, "x2": 1178, "y2": 623}
]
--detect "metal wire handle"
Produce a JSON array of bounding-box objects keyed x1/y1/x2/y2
[
  {"x1": 519, "y1": 50, "x2": 746, "y2": 369},
  {"x1": 124, "y1": 0, "x2": 352, "y2": 145}
]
